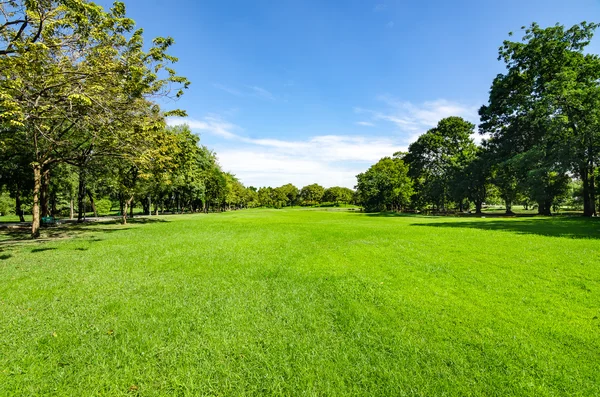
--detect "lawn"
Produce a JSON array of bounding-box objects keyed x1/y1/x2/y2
[{"x1": 0, "y1": 209, "x2": 598, "y2": 396}]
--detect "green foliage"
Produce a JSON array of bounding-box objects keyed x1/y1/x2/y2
[
  {"x1": 95, "y1": 198, "x2": 112, "y2": 216},
  {"x1": 299, "y1": 183, "x2": 325, "y2": 205},
  {"x1": 0, "y1": 190, "x2": 14, "y2": 215},
  {"x1": 323, "y1": 186, "x2": 354, "y2": 204},
  {"x1": 356, "y1": 155, "x2": 413, "y2": 212},
  {"x1": 404, "y1": 117, "x2": 477, "y2": 211},
  {"x1": 480, "y1": 22, "x2": 600, "y2": 216}
]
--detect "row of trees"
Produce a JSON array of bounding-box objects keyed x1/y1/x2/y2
[
  {"x1": 255, "y1": 184, "x2": 354, "y2": 208},
  {"x1": 0, "y1": 0, "x2": 201, "y2": 237},
  {"x1": 356, "y1": 22, "x2": 600, "y2": 216}
]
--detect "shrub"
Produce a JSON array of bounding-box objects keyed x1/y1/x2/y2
[
  {"x1": 0, "y1": 192, "x2": 15, "y2": 216},
  {"x1": 95, "y1": 198, "x2": 112, "y2": 216}
]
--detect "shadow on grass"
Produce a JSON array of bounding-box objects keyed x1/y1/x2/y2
[
  {"x1": 0, "y1": 218, "x2": 166, "y2": 252},
  {"x1": 411, "y1": 217, "x2": 600, "y2": 239},
  {"x1": 30, "y1": 247, "x2": 57, "y2": 253}
]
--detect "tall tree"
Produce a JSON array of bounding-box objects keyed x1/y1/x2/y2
[
  {"x1": 299, "y1": 183, "x2": 325, "y2": 205},
  {"x1": 0, "y1": 1, "x2": 189, "y2": 235},
  {"x1": 479, "y1": 22, "x2": 600, "y2": 215},
  {"x1": 404, "y1": 117, "x2": 477, "y2": 211},
  {"x1": 355, "y1": 155, "x2": 412, "y2": 212}
]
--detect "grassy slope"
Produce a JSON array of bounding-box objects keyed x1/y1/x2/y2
[{"x1": 0, "y1": 210, "x2": 598, "y2": 396}]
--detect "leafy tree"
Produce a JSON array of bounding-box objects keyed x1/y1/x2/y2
[
  {"x1": 299, "y1": 183, "x2": 325, "y2": 205},
  {"x1": 0, "y1": 0, "x2": 189, "y2": 235},
  {"x1": 480, "y1": 22, "x2": 600, "y2": 215},
  {"x1": 355, "y1": 155, "x2": 412, "y2": 212},
  {"x1": 404, "y1": 117, "x2": 477, "y2": 211},
  {"x1": 323, "y1": 186, "x2": 354, "y2": 205}
]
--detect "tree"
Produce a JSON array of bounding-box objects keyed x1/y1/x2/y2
[
  {"x1": 404, "y1": 117, "x2": 477, "y2": 211},
  {"x1": 277, "y1": 183, "x2": 299, "y2": 207},
  {"x1": 355, "y1": 155, "x2": 413, "y2": 212},
  {"x1": 299, "y1": 183, "x2": 325, "y2": 205},
  {"x1": 479, "y1": 22, "x2": 600, "y2": 216},
  {"x1": 0, "y1": 0, "x2": 189, "y2": 235}
]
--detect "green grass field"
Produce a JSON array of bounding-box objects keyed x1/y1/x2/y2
[{"x1": 1, "y1": 209, "x2": 599, "y2": 396}]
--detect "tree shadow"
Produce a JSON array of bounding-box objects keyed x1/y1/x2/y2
[
  {"x1": 411, "y1": 217, "x2": 600, "y2": 239},
  {"x1": 0, "y1": 222, "x2": 129, "y2": 252},
  {"x1": 30, "y1": 247, "x2": 57, "y2": 253}
]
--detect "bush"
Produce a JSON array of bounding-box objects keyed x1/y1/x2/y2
[
  {"x1": 95, "y1": 198, "x2": 112, "y2": 216},
  {"x1": 0, "y1": 192, "x2": 15, "y2": 216}
]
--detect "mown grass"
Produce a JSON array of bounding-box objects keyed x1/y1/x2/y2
[{"x1": 0, "y1": 209, "x2": 598, "y2": 396}]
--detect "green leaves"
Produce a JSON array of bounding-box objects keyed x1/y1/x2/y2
[{"x1": 480, "y1": 22, "x2": 600, "y2": 215}]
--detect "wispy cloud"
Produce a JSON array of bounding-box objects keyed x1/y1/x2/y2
[
  {"x1": 247, "y1": 85, "x2": 276, "y2": 101},
  {"x1": 386, "y1": 21, "x2": 394, "y2": 28},
  {"x1": 356, "y1": 121, "x2": 376, "y2": 127},
  {"x1": 213, "y1": 83, "x2": 277, "y2": 101},
  {"x1": 373, "y1": 3, "x2": 387, "y2": 11},
  {"x1": 167, "y1": 116, "x2": 404, "y2": 188},
  {"x1": 357, "y1": 98, "x2": 478, "y2": 130},
  {"x1": 167, "y1": 98, "x2": 479, "y2": 188},
  {"x1": 213, "y1": 83, "x2": 243, "y2": 97},
  {"x1": 168, "y1": 116, "x2": 240, "y2": 140},
  {"x1": 356, "y1": 97, "x2": 480, "y2": 142}
]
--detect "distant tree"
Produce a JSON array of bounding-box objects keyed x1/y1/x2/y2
[
  {"x1": 323, "y1": 186, "x2": 354, "y2": 205},
  {"x1": 299, "y1": 184, "x2": 325, "y2": 205},
  {"x1": 278, "y1": 183, "x2": 300, "y2": 206},
  {"x1": 258, "y1": 187, "x2": 274, "y2": 207},
  {"x1": 355, "y1": 155, "x2": 412, "y2": 212},
  {"x1": 404, "y1": 117, "x2": 477, "y2": 211}
]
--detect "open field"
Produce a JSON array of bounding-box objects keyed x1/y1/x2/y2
[{"x1": 0, "y1": 209, "x2": 599, "y2": 396}]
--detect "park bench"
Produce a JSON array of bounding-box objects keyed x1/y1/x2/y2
[{"x1": 41, "y1": 216, "x2": 59, "y2": 226}]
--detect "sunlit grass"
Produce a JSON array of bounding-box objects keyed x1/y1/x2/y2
[{"x1": 0, "y1": 209, "x2": 598, "y2": 395}]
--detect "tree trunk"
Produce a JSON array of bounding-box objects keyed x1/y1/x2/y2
[
  {"x1": 590, "y1": 169, "x2": 597, "y2": 216},
  {"x1": 15, "y1": 185, "x2": 25, "y2": 222},
  {"x1": 129, "y1": 199, "x2": 134, "y2": 219},
  {"x1": 40, "y1": 168, "x2": 50, "y2": 218},
  {"x1": 505, "y1": 199, "x2": 514, "y2": 215},
  {"x1": 538, "y1": 200, "x2": 551, "y2": 216},
  {"x1": 50, "y1": 190, "x2": 57, "y2": 216},
  {"x1": 77, "y1": 169, "x2": 86, "y2": 222},
  {"x1": 582, "y1": 168, "x2": 591, "y2": 216},
  {"x1": 87, "y1": 191, "x2": 97, "y2": 217},
  {"x1": 31, "y1": 164, "x2": 42, "y2": 238},
  {"x1": 122, "y1": 195, "x2": 134, "y2": 224},
  {"x1": 475, "y1": 201, "x2": 482, "y2": 215},
  {"x1": 70, "y1": 198, "x2": 74, "y2": 220},
  {"x1": 119, "y1": 195, "x2": 125, "y2": 219}
]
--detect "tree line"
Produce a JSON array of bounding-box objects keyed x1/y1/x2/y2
[
  {"x1": 0, "y1": 0, "x2": 358, "y2": 237},
  {"x1": 2, "y1": 3, "x2": 598, "y2": 241},
  {"x1": 356, "y1": 22, "x2": 600, "y2": 216}
]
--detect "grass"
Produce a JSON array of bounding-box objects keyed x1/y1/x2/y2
[{"x1": 0, "y1": 209, "x2": 599, "y2": 396}]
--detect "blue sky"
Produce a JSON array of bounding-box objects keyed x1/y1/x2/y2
[{"x1": 99, "y1": 0, "x2": 599, "y2": 188}]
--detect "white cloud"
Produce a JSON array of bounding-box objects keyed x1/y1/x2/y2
[
  {"x1": 247, "y1": 85, "x2": 276, "y2": 101},
  {"x1": 356, "y1": 97, "x2": 480, "y2": 142},
  {"x1": 375, "y1": 97, "x2": 478, "y2": 128},
  {"x1": 356, "y1": 121, "x2": 376, "y2": 127},
  {"x1": 374, "y1": 3, "x2": 387, "y2": 11},
  {"x1": 213, "y1": 83, "x2": 277, "y2": 101},
  {"x1": 167, "y1": 117, "x2": 404, "y2": 188},
  {"x1": 168, "y1": 98, "x2": 480, "y2": 188},
  {"x1": 213, "y1": 83, "x2": 243, "y2": 97},
  {"x1": 386, "y1": 21, "x2": 395, "y2": 28},
  {"x1": 167, "y1": 116, "x2": 239, "y2": 140}
]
